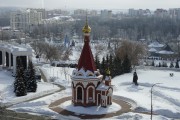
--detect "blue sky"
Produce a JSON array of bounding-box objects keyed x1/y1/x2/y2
[{"x1": 0, "y1": 0, "x2": 179, "y2": 10}]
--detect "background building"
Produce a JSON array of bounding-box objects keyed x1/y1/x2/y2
[{"x1": 10, "y1": 9, "x2": 43, "y2": 31}]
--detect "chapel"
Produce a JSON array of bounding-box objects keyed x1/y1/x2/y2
[{"x1": 71, "y1": 17, "x2": 113, "y2": 107}]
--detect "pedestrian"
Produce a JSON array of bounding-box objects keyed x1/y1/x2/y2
[{"x1": 133, "y1": 71, "x2": 138, "y2": 85}]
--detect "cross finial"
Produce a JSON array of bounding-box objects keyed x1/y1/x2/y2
[
  {"x1": 82, "y1": 10, "x2": 91, "y2": 33},
  {"x1": 86, "y1": 10, "x2": 88, "y2": 25}
]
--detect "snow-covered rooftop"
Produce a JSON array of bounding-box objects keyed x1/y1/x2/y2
[
  {"x1": 96, "y1": 83, "x2": 110, "y2": 91},
  {"x1": 148, "y1": 41, "x2": 164, "y2": 48},
  {"x1": 149, "y1": 48, "x2": 157, "y2": 52},
  {"x1": 0, "y1": 43, "x2": 32, "y2": 52},
  {"x1": 157, "y1": 50, "x2": 174, "y2": 55}
]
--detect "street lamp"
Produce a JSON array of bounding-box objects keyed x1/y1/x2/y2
[
  {"x1": 177, "y1": 35, "x2": 180, "y2": 59},
  {"x1": 151, "y1": 83, "x2": 161, "y2": 120}
]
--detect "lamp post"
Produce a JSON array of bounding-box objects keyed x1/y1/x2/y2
[
  {"x1": 151, "y1": 83, "x2": 161, "y2": 120},
  {"x1": 177, "y1": 35, "x2": 180, "y2": 59}
]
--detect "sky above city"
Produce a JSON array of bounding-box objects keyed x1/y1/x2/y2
[{"x1": 0, "y1": 0, "x2": 179, "y2": 10}]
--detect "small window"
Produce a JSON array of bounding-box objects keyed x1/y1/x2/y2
[
  {"x1": 78, "y1": 73, "x2": 83, "y2": 76},
  {"x1": 88, "y1": 73, "x2": 93, "y2": 76}
]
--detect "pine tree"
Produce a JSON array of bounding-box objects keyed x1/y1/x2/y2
[
  {"x1": 151, "y1": 60, "x2": 155, "y2": 66},
  {"x1": 169, "y1": 61, "x2": 174, "y2": 68},
  {"x1": 122, "y1": 55, "x2": 131, "y2": 73},
  {"x1": 14, "y1": 57, "x2": 26, "y2": 94},
  {"x1": 162, "y1": 62, "x2": 168, "y2": 67},
  {"x1": 101, "y1": 57, "x2": 106, "y2": 77},
  {"x1": 175, "y1": 60, "x2": 179, "y2": 68},
  {"x1": 106, "y1": 54, "x2": 109, "y2": 65},
  {"x1": 95, "y1": 55, "x2": 101, "y2": 69},
  {"x1": 27, "y1": 61, "x2": 37, "y2": 92},
  {"x1": 109, "y1": 55, "x2": 113, "y2": 75},
  {"x1": 14, "y1": 66, "x2": 27, "y2": 96},
  {"x1": 112, "y1": 56, "x2": 122, "y2": 77},
  {"x1": 159, "y1": 62, "x2": 162, "y2": 67}
]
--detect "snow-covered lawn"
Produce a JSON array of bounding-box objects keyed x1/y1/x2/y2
[
  {"x1": 113, "y1": 68, "x2": 180, "y2": 118},
  {"x1": 0, "y1": 68, "x2": 59, "y2": 106},
  {"x1": 7, "y1": 66, "x2": 180, "y2": 119}
]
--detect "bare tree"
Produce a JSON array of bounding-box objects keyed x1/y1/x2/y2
[
  {"x1": 116, "y1": 40, "x2": 147, "y2": 67},
  {"x1": 43, "y1": 44, "x2": 60, "y2": 63},
  {"x1": 31, "y1": 41, "x2": 46, "y2": 60},
  {"x1": 94, "y1": 44, "x2": 105, "y2": 56},
  {"x1": 61, "y1": 48, "x2": 72, "y2": 61}
]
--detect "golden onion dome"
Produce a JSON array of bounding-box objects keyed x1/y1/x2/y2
[{"x1": 82, "y1": 19, "x2": 91, "y2": 33}]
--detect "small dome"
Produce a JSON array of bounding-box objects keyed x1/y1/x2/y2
[
  {"x1": 82, "y1": 23, "x2": 91, "y2": 33},
  {"x1": 82, "y1": 17, "x2": 91, "y2": 33}
]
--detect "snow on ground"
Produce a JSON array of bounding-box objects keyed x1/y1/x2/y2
[
  {"x1": 5, "y1": 65, "x2": 180, "y2": 119},
  {"x1": 107, "y1": 112, "x2": 171, "y2": 120},
  {"x1": 60, "y1": 100, "x2": 121, "y2": 115},
  {"x1": 113, "y1": 68, "x2": 180, "y2": 118},
  {"x1": 41, "y1": 64, "x2": 73, "y2": 88},
  {"x1": 0, "y1": 64, "x2": 180, "y2": 120},
  {"x1": 0, "y1": 67, "x2": 59, "y2": 106}
]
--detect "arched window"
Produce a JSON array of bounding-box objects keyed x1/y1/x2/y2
[
  {"x1": 88, "y1": 87, "x2": 93, "y2": 100},
  {"x1": 77, "y1": 87, "x2": 82, "y2": 100}
]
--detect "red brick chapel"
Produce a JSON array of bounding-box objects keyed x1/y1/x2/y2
[{"x1": 71, "y1": 17, "x2": 113, "y2": 107}]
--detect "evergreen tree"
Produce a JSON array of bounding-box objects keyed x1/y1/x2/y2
[
  {"x1": 95, "y1": 55, "x2": 101, "y2": 69},
  {"x1": 162, "y1": 62, "x2": 168, "y2": 67},
  {"x1": 151, "y1": 60, "x2": 155, "y2": 66},
  {"x1": 169, "y1": 61, "x2": 174, "y2": 68},
  {"x1": 122, "y1": 55, "x2": 131, "y2": 73},
  {"x1": 175, "y1": 60, "x2": 179, "y2": 68},
  {"x1": 100, "y1": 57, "x2": 106, "y2": 77},
  {"x1": 109, "y1": 54, "x2": 113, "y2": 75},
  {"x1": 14, "y1": 66, "x2": 27, "y2": 96},
  {"x1": 14, "y1": 57, "x2": 26, "y2": 93},
  {"x1": 159, "y1": 62, "x2": 162, "y2": 67},
  {"x1": 106, "y1": 54, "x2": 109, "y2": 65},
  {"x1": 27, "y1": 61, "x2": 37, "y2": 92},
  {"x1": 112, "y1": 56, "x2": 122, "y2": 77}
]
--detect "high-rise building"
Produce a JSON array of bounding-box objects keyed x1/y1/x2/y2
[
  {"x1": 10, "y1": 9, "x2": 42, "y2": 31},
  {"x1": 74, "y1": 9, "x2": 86, "y2": 16},
  {"x1": 101, "y1": 10, "x2": 112, "y2": 18}
]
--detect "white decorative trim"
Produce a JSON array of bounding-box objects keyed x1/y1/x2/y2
[
  {"x1": 72, "y1": 88, "x2": 74, "y2": 101},
  {"x1": 97, "y1": 93, "x2": 101, "y2": 106},
  {"x1": 107, "y1": 88, "x2": 113, "y2": 96},
  {"x1": 93, "y1": 81, "x2": 98, "y2": 87},
  {"x1": 82, "y1": 82, "x2": 88, "y2": 88}
]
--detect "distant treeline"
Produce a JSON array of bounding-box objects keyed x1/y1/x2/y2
[{"x1": 75, "y1": 16, "x2": 180, "y2": 42}]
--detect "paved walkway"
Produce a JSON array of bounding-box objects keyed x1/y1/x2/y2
[{"x1": 49, "y1": 96, "x2": 133, "y2": 119}]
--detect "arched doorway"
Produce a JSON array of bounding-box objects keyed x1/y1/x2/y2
[
  {"x1": 77, "y1": 87, "x2": 82, "y2": 100},
  {"x1": 6, "y1": 52, "x2": 9, "y2": 67},
  {"x1": 97, "y1": 93, "x2": 101, "y2": 106},
  {"x1": 107, "y1": 96, "x2": 111, "y2": 104}
]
